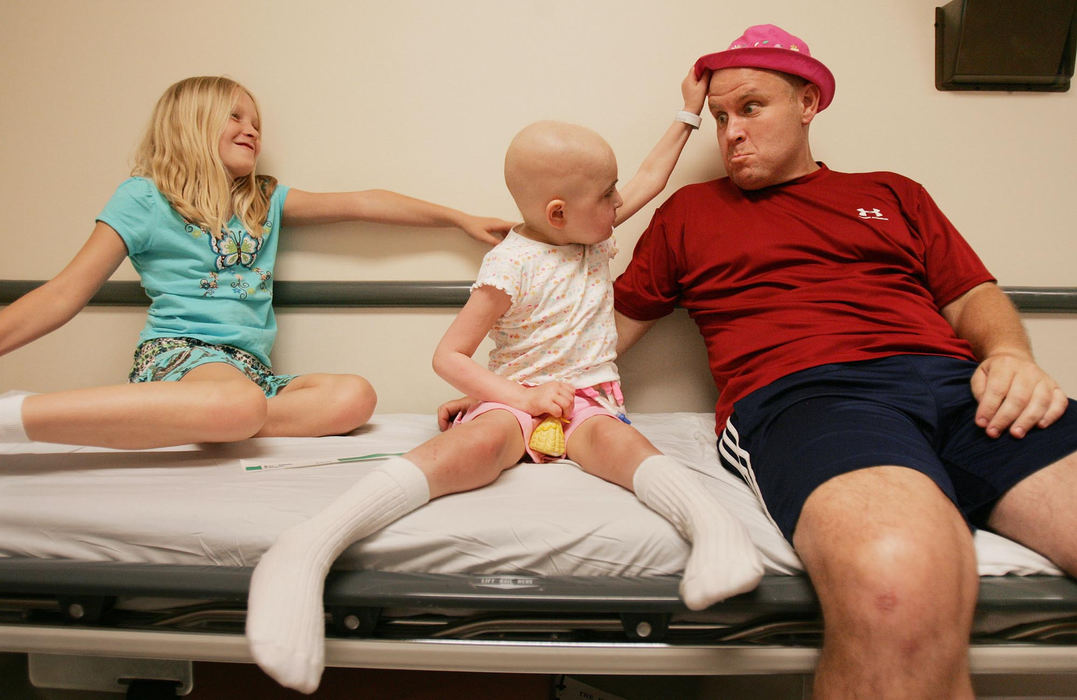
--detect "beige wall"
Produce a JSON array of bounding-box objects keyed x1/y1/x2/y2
[{"x1": 1, "y1": 0, "x2": 1074, "y2": 411}]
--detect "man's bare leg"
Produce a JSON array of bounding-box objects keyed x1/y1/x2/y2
[
  {"x1": 793, "y1": 466, "x2": 978, "y2": 700},
  {"x1": 987, "y1": 451, "x2": 1077, "y2": 575}
]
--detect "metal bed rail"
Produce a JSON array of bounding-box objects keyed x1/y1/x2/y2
[
  {"x1": 1, "y1": 561, "x2": 1076, "y2": 675},
  {"x1": 1, "y1": 281, "x2": 1076, "y2": 312}
]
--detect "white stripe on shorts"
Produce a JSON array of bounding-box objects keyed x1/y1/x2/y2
[{"x1": 719, "y1": 417, "x2": 784, "y2": 536}]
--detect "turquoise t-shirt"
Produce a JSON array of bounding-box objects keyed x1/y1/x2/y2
[{"x1": 97, "y1": 177, "x2": 290, "y2": 366}]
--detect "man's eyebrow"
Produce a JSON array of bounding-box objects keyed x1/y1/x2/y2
[{"x1": 709, "y1": 89, "x2": 759, "y2": 102}]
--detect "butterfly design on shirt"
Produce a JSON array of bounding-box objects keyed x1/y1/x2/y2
[{"x1": 209, "y1": 229, "x2": 263, "y2": 271}]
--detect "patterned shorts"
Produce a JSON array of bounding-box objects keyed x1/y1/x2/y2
[{"x1": 128, "y1": 337, "x2": 296, "y2": 398}]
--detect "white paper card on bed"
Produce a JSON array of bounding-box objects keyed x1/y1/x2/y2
[{"x1": 241, "y1": 452, "x2": 404, "y2": 471}]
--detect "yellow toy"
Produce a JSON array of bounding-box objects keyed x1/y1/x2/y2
[{"x1": 529, "y1": 415, "x2": 568, "y2": 457}]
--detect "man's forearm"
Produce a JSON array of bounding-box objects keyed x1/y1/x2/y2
[{"x1": 942, "y1": 282, "x2": 1032, "y2": 361}]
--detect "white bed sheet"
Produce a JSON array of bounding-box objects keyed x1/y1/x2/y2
[{"x1": 0, "y1": 406, "x2": 1060, "y2": 578}]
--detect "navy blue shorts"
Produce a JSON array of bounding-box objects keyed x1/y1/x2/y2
[{"x1": 718, "y1": 355, "x2": 1077, "y2": 543}]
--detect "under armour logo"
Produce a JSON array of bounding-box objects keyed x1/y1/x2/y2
[{"x1": 857, "y1": 208, "x2": 889, "y2": 221}]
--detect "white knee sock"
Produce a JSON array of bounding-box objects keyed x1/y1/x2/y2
[
  {"x1": 246, "y1": 457, "x2": 430, "y2": 693},
  {"x1": 0, "y1": 394, "x2": 30, "y2": 443},
  {"x1": 633, "y1": 455, "x2": 764, "y2": 611}
]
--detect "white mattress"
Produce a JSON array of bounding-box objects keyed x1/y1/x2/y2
[{"x1": 0, "y1": 405, "x2": 1060, "y2": 578}]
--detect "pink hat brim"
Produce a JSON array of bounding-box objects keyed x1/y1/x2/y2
[{"x1": 694, "y1": 47, "x2": 835, "y2": 111}]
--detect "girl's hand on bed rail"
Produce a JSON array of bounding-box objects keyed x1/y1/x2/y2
[{"x1": 437, "y1": 396, "x2": 480, "y2": 430}]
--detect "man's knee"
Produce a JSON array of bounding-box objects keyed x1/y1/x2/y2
[
  {"x1": 804, "y1": 529, "x2": 978, "y2": 677},
  {"x1": 794, "y1": 469, "x2": 979, "y2": 633},
  {"x1": 833, "y1": 530, "x2": 968, "y2": 611}
]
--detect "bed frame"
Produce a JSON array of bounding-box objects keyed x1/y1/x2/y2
[
  {"x1": 3, "y1": 561, "x2": 1077, "y2": 683},
  {"x1": 2, "y1": 560, "x2": 1077, "y2": 697},
  {"x1": 1, "y1": 281, "x2": 1076, "y2": 696}
]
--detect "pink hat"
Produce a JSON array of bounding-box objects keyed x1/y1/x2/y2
[{"x1": 694, "y1": 24, "x2": 835, "y2": 111}]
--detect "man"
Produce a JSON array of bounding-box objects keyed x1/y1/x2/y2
[{"x1": 613, "y1": 24, "x2": 1077, "y2": 700}]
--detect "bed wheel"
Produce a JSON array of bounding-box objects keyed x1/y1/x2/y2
[
  {"x1": 124, "y1": 679, "x2": 181, "y2": 699},
  {"x1": 329, "y1": 606, "x2": 382, "y2": 637},
  {"x1": 619, "y1": 612, "x2": 670, "y2": 641}
]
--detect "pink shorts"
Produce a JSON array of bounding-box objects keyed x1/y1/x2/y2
[{"x1": 453, "y1": 382, "x2": 624, "y2": 463}]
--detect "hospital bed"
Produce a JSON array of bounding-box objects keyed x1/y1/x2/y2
[{"x1": 0, "y1": 281, "x2": 1075, "y2": 697}]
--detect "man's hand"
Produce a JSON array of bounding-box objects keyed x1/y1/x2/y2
[
  {"x1": 941, "y1": 282, "x2": 1069, "y2": 439},
  {"x1": 971, "y1": 352, "x2": 1069, "y2": 438}
]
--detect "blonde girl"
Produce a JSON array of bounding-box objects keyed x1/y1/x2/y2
[{"x1": 0, "y1": 76, "x2": 511, "y2": 448}]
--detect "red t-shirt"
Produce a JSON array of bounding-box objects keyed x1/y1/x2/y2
[{"x1": 613, "y1": 165, "x2": 995, "y2": 431}]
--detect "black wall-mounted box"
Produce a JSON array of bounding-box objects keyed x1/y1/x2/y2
[{"x1": 935, "y1": 0, "x2": 1077, "y2": 91}]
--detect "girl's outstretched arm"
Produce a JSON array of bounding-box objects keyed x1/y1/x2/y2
[
  {"x1": 281, "y1": 189, "x2": 515, "y2": 245},
  {"x1": 432, "y1": 286, "x2": 575, "y2": 418},
  {"x1": 0, "y1": 222, "x2": 127, "y2": 357},
  {"x1": 615, "y1": 68, "x2": 708, "y2": 226}
]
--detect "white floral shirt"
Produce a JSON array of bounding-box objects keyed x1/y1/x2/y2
[{"x1": 472, "y1": 229, "x2": 620, "y2": 388}]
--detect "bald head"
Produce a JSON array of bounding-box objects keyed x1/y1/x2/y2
[{"x1": 504, "y1": 121, "x2": 616, "y2": 227}]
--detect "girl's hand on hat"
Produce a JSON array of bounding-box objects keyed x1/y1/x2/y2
[{"x1": 682, "y1": 67, "x2": 709, "y2": 115}]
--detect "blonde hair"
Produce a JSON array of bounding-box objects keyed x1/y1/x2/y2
[{"x1": 132, "y1": 76, "x2": 276, "y2": 238}]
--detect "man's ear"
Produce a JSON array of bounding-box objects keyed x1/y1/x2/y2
[
  {"x1": 800, "y1": 84, "x2": 821, "y2": 125},
  {"x1": 546, "y1": 199, "x2": 567, "y2": 229}
]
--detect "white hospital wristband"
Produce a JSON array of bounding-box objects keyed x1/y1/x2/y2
[{"x1": 676, "y1": 110, "x2": 702, "y2": 129}]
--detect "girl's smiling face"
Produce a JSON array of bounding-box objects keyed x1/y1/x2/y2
[{"x1": 218, "y1": 90, "x2": 261, "y2": 179}]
